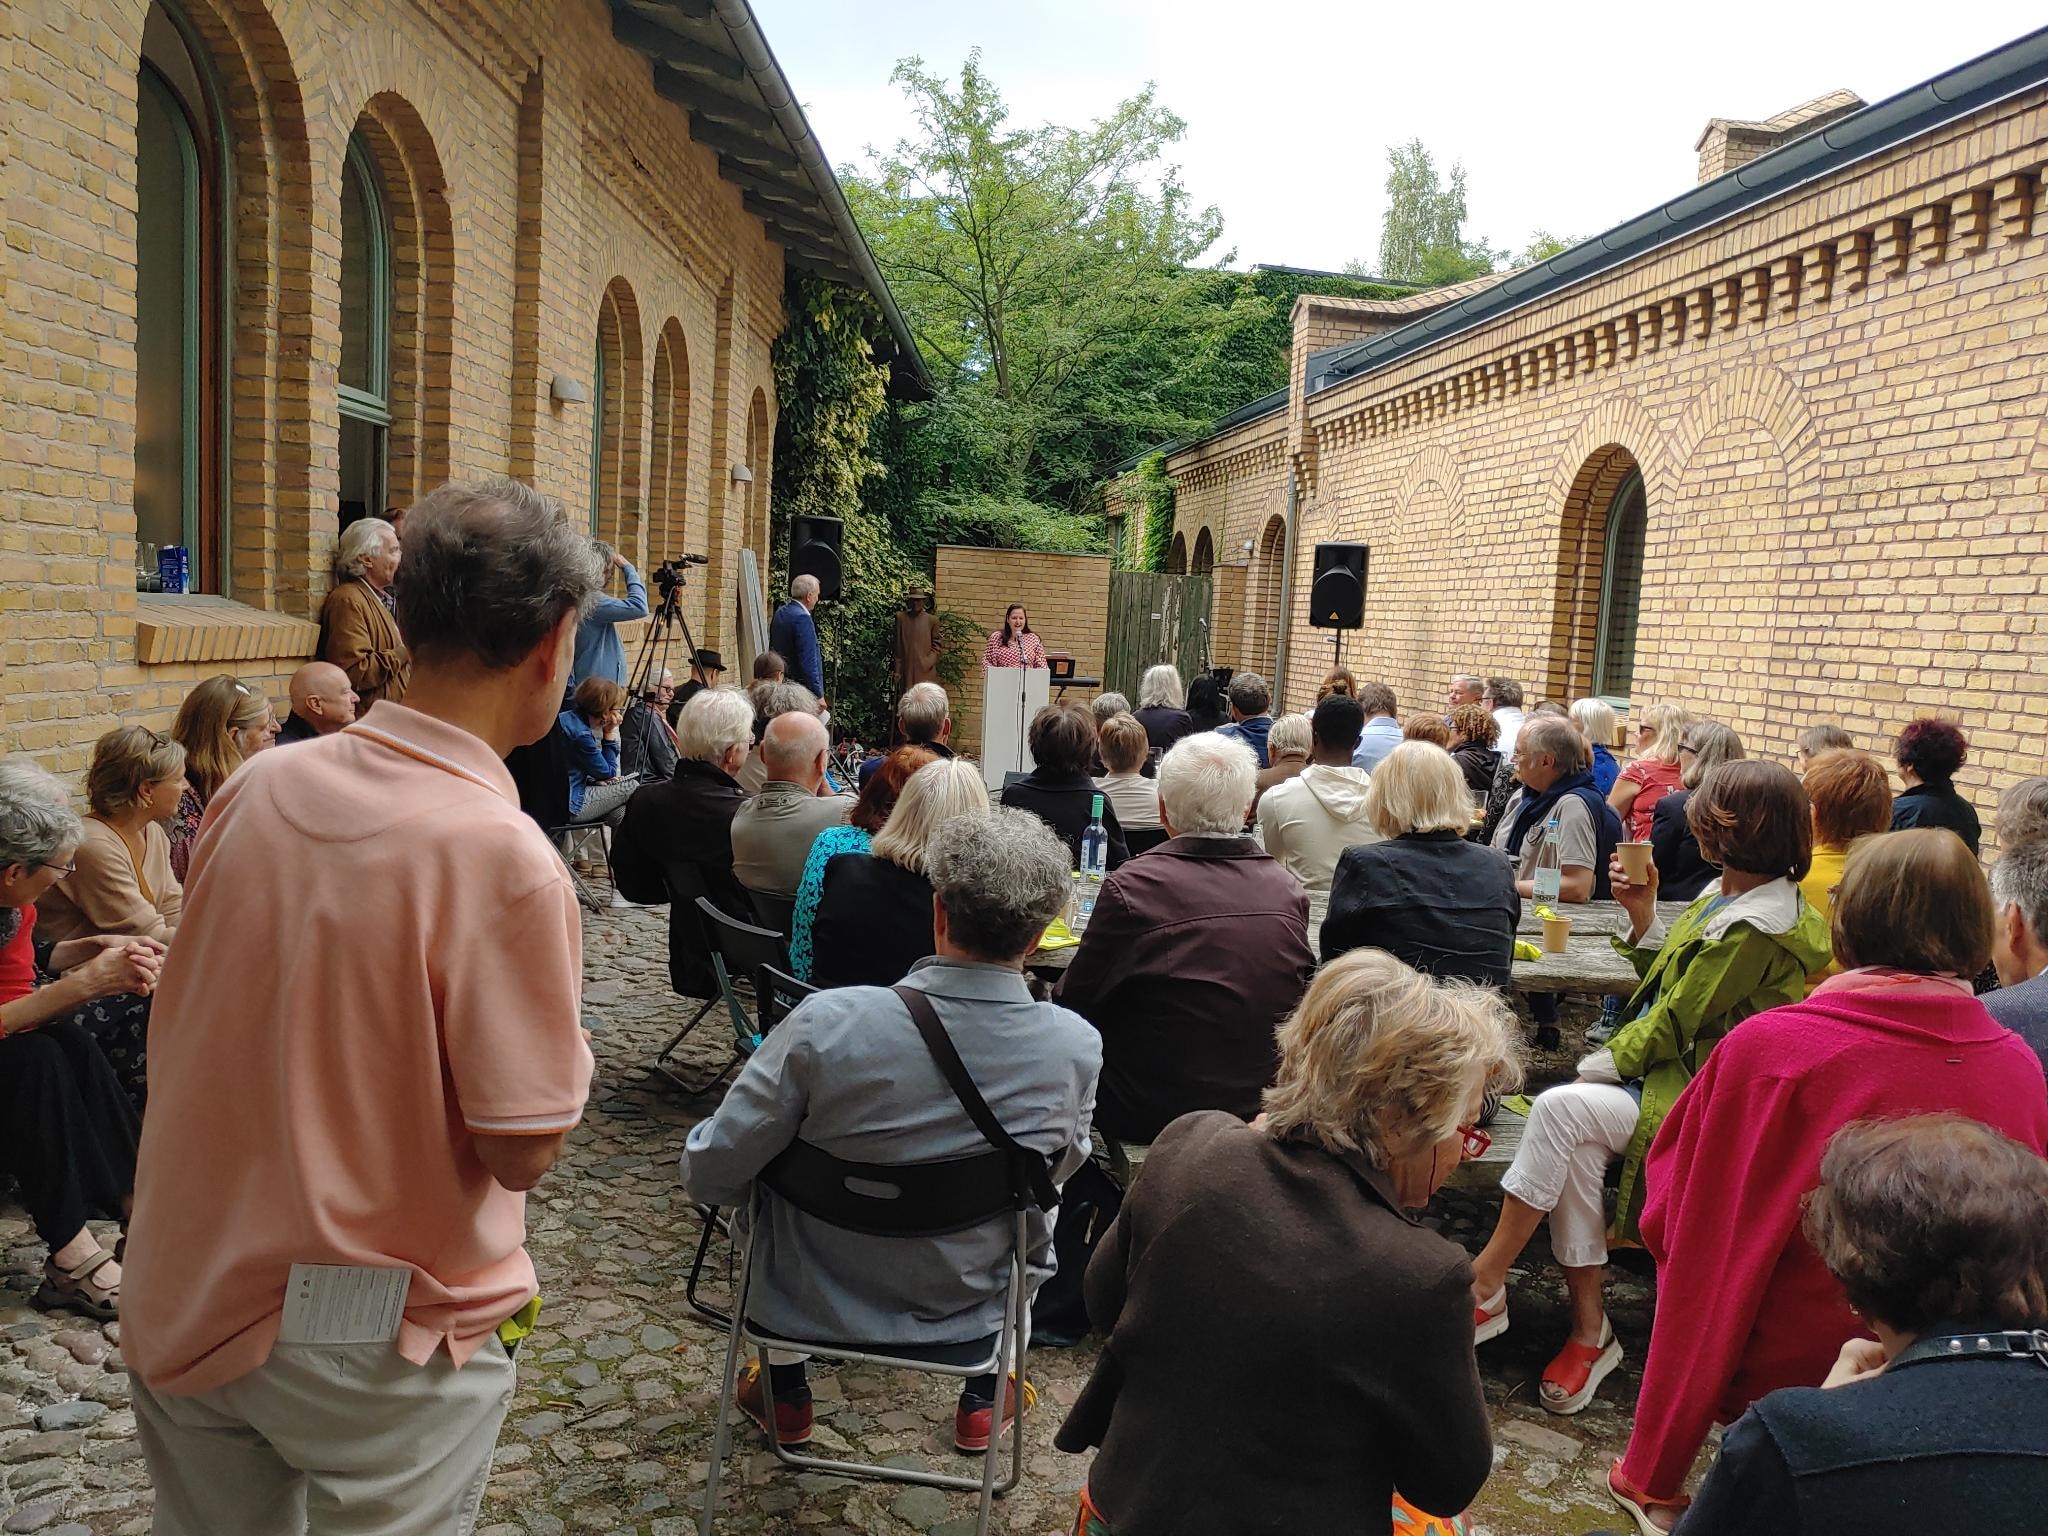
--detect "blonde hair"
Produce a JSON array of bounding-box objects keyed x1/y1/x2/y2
[
  {"x1": 1366, "y1": 741, "x2": 1475, "y2": 838},
  {"x1": 1570, "y1": 697, "x2": 1617, "y2": 748},
  {"x1": 870, "y1": 757, "x2": 991, "y2": 876},
  {"x1": 1266, "y1": 712, "x2": 1312, "y2": 760},
  {"x1": 1262, "y1": 949, "x2": 1520, "y2": 1165},
  {"x1": 1098, "y1": 714, "x2": 1149, "y2": 775},
  {"x1": 86, "y1": 726, "x2": 187, "y2": 816},
  {"x1": 1635, "y1": 702, "x2": 1690, "y2": 764},
  {"x1": 171, "y1": 674, "x2": 272, "y2": 802}
]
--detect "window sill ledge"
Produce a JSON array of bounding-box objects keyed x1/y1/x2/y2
[{"x1": 134, "y1": 594, "x2": 322, "y2": 666}]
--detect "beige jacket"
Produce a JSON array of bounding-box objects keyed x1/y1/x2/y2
[
  {"x1": 36, "y1": 817, "x2": 182, "y2": 946},
  {"x1": 320, "y1": 577, "x2": 410, "y2": 707}
]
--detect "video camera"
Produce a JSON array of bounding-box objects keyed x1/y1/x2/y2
[{"x1": 652, "y1": 553, "x2": 710, "y2": 596}]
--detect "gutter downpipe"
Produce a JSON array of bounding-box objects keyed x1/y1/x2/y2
[
  {"x1": 711, "y1": 0, "x2": 931, "y2": 396},
  {"x1": 1273, "y1": 465, "x2": 1298, "y2": 708}
]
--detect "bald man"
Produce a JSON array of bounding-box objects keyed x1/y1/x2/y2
[
  {"x1": 729, "y1": 710, "x2": 852, "y2": 901},
  {"x1": 277, "y1": 661, "x2": 360, "y2": 743}
]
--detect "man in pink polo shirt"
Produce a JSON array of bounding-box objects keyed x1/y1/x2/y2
[{"x1": 124, "y1": 478, "x2": 601, "y2": 1534}]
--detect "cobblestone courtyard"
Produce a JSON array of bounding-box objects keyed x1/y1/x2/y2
[{"x1": 0, "y1": 904, "x2": 1667, "y2": 1536}]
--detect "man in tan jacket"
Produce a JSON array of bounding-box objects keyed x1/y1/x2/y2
[{"x1": 319, "y1": 517, "x2": 410, "y2": 707}]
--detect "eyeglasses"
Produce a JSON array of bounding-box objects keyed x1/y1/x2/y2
[
  {"x1": 1457, "y1": 1124, "x2": 1492, "y2": 1160},
  {"x1": 39, "y1": 861, "x2": 77, "y2": 878}
]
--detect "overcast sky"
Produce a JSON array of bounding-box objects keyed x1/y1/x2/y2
[{"x1": 749, "y1": 0, "x2": 2046, "y2": 274}]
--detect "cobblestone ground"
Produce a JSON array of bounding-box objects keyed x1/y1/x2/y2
[{"x1": 0, "y1": 903, "x2": 1676, "y2": 1536}]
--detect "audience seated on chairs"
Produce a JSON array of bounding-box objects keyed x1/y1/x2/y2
[
  {"x1": 1674, "y1": 1115, "x2": 2048, "y2": 1536},
  {"x1": 1321, "y1": 743, "x2": 1519, "y2": 990},
  {"x1": 1987, "y1": 836, "x2": 2048, "y2": 1070},
  {"x1": 166, "y1": 674, "x2": 278, "y2": 884},
  {"x1": 1887, "y1": 717, "x2": 1981, "y2": 854},
  {"x1": 1402, "y1": 713, "x2": 1452, "y2": 748},
  {"x1": 275, "y1": 661, "x2": 358, "y2": 744},
  {"x1": 1650, "y1": 721, "x2": 1746, "y2": 900},
  {"x1": 1257, "y1": 694, "x2": 1379, "y2": 895},
  {"x1": 1609, "y1": 830, "x2": 2048, "y2": 1532},
  {"x1": 789, "y1": 747, "x2": 937, "y2": 982},
  {"x1": 1611, "y1": 701, "x2": 1690, "y2": 842},
  {"x1": 0, "y1": 760, "x2": 157, "y2": 1320},
  {"x1": 39, "y1": 726, "x2": 185, "y2": 947},
  {"x1": 731, "y1": 711, "x2": 851, "y2": 909},
  {"x1": 1468, "y1": 763, "x2": 1829, "y2": 1425},
  {"x1": 1797, "y1": 748, "x2": 1892, "y2": 952},
  {"x1": 738, "y1": 682, "x2": 823, "y2": 797},
  {"x1": 1349, "y1": 683, "x2": 1404, "y2": 775},
  {"x1": 559, "y1": 678, "x2": 639, "y2": 828},
  {"x1": 857, "y1": 682, "x2": 955, "y2": 788},
  {"x1": 1214, "y1": 672, "x2": 1275, "y2": 768},
  {"x1": 619, "y1": 668, "x2": 681, "y2": 784},
  {"x1": 1054, "y1": 949, "x2": 1517, "y2": 1535},
  {"x1": 1132, "y1": 664, "x2": 1195, "y2": 762},
  {"x1": 810, "y1": 758, "x2": 990, "y2": 990},
  {"x1": 1571, "y1": 698, "x2": 1621, "y2": 796},
  {"x1": 613, "y1": 688, "x2": 756, "y2": 999},
  {"x1": 1447, "y1": 703, "x2": 1501, "y2": 803},
  {"x1": 1489, "y1": 715, "x2": 1622, "y2": 903},
  {"x1": 1791, "y1": 722, "x2": 1853, "y2": 777},
  {"x1": 680, "y1": 809, "x2": 1100, "y2": 1452},
  {"x1": 1092, "y1": 715, "x2": 1161, "y2": 842},
  {"x1": 1001, "y1": 703, "x2": 1130, "y2": 871},
  {"x1": 1252, "y1": 712, "x2": 1311, "y2": 810},
  {"x1": 1056, "y1": 732, "x2": 1315, "y2": 1146}
]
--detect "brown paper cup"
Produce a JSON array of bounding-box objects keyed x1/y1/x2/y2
[
  {"x1": 1617, "y1": 842, "x2": 1653, "y2": 883},
  {"x1": 1541, "y1": 916, "x2": 1572, "y2": 954}
]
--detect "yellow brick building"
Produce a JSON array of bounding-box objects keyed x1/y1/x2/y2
[
  {"x1": 0, "y1": 0, "x2": 922, "y2": 773},
  {"x1": 1117, "y1": 32, "x2": 2048, "y2": 819}
]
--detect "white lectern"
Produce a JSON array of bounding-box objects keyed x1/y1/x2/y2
[{"x1": 980, "y1": 667, "x2": 1051, "y2": 793}]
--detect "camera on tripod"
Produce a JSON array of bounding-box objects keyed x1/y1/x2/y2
[{"x1": 652, "y1": 553, "x2": 709, "y2": 596}]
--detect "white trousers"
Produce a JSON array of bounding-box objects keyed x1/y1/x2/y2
[
  {"x1": 134, "y1": 1336, "x2": 516, "y2": 1536},
  {"x1": 1499, "y1": 1081, "x2": 1640, "y2": 1269}
]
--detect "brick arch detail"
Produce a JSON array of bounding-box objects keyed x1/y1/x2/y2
[
  {"x1": 744, "y1": 385, "x2": 771, "y2": 568},
  {"x1": 648, "y1": 320, "x2": 691, "y2": 563},
  {"x1": 1667, "y1": 362, "x2": 1821, "y2": 503},
  {"x1": 1396, "y1": 444, "x2": 1467, "y2": 533},
  {"x1": 593, "y1": 277, "x2": 647, "y2": 550},
  {"x1": 1166, "y1": 532, "x2": 1187, "y2": 574}
]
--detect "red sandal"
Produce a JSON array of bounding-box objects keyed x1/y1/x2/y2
[
  {"x1": 1538, "y1": 1315, "x2": 1622, "y2": 1415},
  {"x1": 1607, "y1": 1460, "x2": 1690, "y2": 1535}
]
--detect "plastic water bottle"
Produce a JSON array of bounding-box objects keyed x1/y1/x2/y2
[
  {"x1": 1074, "y1": 794, "x2": 1109, "y2": 922},
  {"x1": 1533, "y1": 814, "x2": 1563, "y2": 906}
]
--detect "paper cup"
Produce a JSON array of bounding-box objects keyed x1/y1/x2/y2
[
  {"x1": 1541, "y1": 915, "x2": 1572, "y2": 954},
  {"x1": 1617, "y1": 842, "x2": 1653, "y2": 883}
]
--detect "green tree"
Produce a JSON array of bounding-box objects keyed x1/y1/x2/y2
[
  {"x1": 1519, "y1": 229, "x2": 1577, "y2": 265},
  {"x1": 1377, "y1": 139, "x2": 1470, "y2": 282}
]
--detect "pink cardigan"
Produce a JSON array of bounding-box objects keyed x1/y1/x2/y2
[{"x1": 1618, "y1": 985, "x2": 2048, "y2": 1499}]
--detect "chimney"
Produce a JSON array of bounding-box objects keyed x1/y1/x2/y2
[{"x1": 1694, "y1": 88, "x2": 1866, "y2": 184}]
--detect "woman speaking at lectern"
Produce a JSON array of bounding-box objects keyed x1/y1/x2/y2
[{"x1": 982, "y1": 603, "x2": 1049, "y2": 670}]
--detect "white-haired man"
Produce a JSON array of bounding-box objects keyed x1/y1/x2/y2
[
  {"x1": 769, "y1": 573, "x2": 824, "y2": 700},
  {"x1": 731, "y1": 711, "x2": 852, "y2": 902},
  {"x1": 318, "y1": 516, "x2": 408, "y2": 707},
  {"x1": 859, "y1": 681, "x2": 955, "y2": 788},
  {"x1": 1056, "y1": 732, "x2": 1315, "y2": 1147}
]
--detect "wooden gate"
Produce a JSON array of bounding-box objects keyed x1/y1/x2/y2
[{"x1": 1105, "y1": 571, "x2": 1213, "y2": 701}]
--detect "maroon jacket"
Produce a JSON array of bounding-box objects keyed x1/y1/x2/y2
[{"x1": 1055, "y1": 836, "x2": 1314, "y2": 1143}]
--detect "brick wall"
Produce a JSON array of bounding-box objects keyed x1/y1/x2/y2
[
  {"x1": 1, "y1": 0, "x2": 787, "y2": 775},
  {"x1": 1149, "y1": 82, "x2": 2048, "y2": 830},
  {"x1": 933, "y1": 547, "x2": 1112, "y2": 757}
]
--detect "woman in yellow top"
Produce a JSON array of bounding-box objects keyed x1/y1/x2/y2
[
  {"x1": 1797, "y1": 748, "x2": 1893, "y2": 924},
  {"x1": 37, "y1": 728, "x2": 187, "y2": 948}
]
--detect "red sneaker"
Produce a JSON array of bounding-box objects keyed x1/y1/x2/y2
[
  {"x1": 735, "y1": 1359, "x2": 814, "y2": 1446},
  {"x1": 954, "y1": 1375, "x2": 1036, "y2": 1453}
]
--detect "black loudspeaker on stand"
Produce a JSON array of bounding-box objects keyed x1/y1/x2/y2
[
  {"x1": 1309, "y1": 541, "x2": 1368, "y2": 672},
  {"x1": 790, "y1": 515, "x2": 844, "y2": 601}
]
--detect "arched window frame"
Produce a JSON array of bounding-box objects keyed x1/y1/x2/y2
[
  {"x1": 337, "y1": 131, "x2": 392, "y2": 524},
  {"x1": 589, "y1": 327, "x2": 609, "y2": 532},
  {"x1": 1593, "y1": 468, "x2": 1647, "y2": 703}
]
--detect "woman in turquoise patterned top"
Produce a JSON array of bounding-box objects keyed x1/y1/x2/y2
[{"x1": 787, "y1": 745, "x2": 938, "y2": 980}]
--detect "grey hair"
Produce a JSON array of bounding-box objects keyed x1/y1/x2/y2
[
  {"x1": 897, "y1": 681, "x2": 950, "y2": 743},
  {"x1": 1518, "y1": 714, "x2": 1586, "y2": 775},
  {"x1": 0, "y1": 760, "x2": 84, "y2": 871},
  {"x1": 333, "y1": 517, "x2": 397, "y2": 581},
  {"x1": 928, "y1": 807, "x2": 1072, "y2": 961},
  {"x1": 1159, "y1": 731, "x2": 1258, "y2": 837},
  {"x1": 1991, "y1": 839, "x2": 2048, "y2": 946},
  {"x1": 392, "y1": 479, "x2": 603, "y2": 669},
  {"x1": 1267, "y1": 712, "x2": 1313, "y2": 761},
  {"x1": 1090, "y1": 692, "x2": 1131, "y2": 724},
  {"x1": 790, "y1": 573, "x2": 820, "y2": 601},
  {"x1": 1227, "y1": 672, "x2": 1271, "y2": 717},
  {"x1": 676, "y1": 687, "x2": 756, "y2": 765},
  {"x1": 753, "y1": 681, "x2": 820, "y2": 725},
  {"x1": 1680, "y1": 720, "x2": 1746, "y2": 789},
  {"x1": 871, "y1": 758, "x2": 991, "y2": 876},
  {"x1": 1139, "y1": 664, "x2": 1185, "y2": 711}
]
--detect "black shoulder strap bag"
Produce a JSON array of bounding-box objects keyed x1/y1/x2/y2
[{"x1": 892, "y1": 984, "x2": 1061, "y2": 1214}]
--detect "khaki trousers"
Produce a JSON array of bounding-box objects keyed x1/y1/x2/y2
[{"x1": 134, "y1": 1336, "x2": 516, "y2": 1536}]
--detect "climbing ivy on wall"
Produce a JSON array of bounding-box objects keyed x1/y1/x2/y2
[{"x1": 1137, "y1": 454, "x2": 1176, "y2": 573}]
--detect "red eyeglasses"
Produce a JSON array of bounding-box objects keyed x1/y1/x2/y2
[{"x1": 1457, "y1": 1125, "x2": 1493, "y2": 1161}]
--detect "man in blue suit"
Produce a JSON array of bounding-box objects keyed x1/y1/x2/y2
[{"x1": 768, "y1": 573, "x2": 824, "y2": 701}]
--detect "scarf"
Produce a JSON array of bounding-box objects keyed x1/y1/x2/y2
[{"x1": 1504, "y1": 767, "x2": 1622, "y2": 900}]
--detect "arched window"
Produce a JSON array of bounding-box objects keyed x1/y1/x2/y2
[
  {"x1": 1191, "y1": 527, "x2": 1215, "y2": 576},
  {"x1": 338, "y1": 132, "x2": 392, "y2": 529},
  {"x1": 648, "y1": 323, "x2": 690, "y2": 558},
  {"x1": 590, "y1": 280, "x2": 643, "y2": 547},
  {"x1": 590, "y1": 326, "x2": 609, "y2": 533},
  {"x1": 135, "y1": 2, "x2": 226, "y2": 589},
  {"x1": 1594, "y1": 469, "x2": 1648, "y2": 701}
]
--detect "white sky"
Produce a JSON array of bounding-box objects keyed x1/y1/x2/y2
[{"x1": 749, "y1": 0, "x2": 2047, "y2": 274}]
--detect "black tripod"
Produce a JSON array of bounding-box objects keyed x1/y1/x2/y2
[{"x1": 630, "y1": 558, "x2": 708, "y2": 700}]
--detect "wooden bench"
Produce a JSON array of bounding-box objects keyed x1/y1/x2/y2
[{"x1": 1447, "y1": 1104, "x2": 1525, "y2": 1192}]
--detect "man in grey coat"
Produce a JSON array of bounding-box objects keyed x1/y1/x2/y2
[
  {"x1": 729, "y1": 711, "x2": 850, "y2": 902},
  {"x1": 1987, "y1": 837, "x2": 2048, "y2": 1072},
  {"x1": 681, "y1": 809, "x2": 1100, "y2": 1453}
]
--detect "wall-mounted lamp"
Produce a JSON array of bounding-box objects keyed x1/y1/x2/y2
[
  {"x1": 730, "y1": 464, "x2": 755, "y2": 484},
  {"x1": 1241, "y1": 539, "x2": 1255, "y2": 556},
  {"x1": 550, "y1": 373, "x2": 588, "y2": 404}
]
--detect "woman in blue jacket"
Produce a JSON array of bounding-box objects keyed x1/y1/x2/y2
[{"x1": 560, "y1": 677, "x2": 638, "y2": 826}]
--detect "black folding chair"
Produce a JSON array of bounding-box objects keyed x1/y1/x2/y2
[
  {"x1": 650, "y1": 862, "x2": 722, "y2": 1094},
  {"x1": 1122, "y1": 825, "x2": 1171, "y2": 857},
  {"x1": 747, "y1": 887, "x2": 796, "y2": 940}
]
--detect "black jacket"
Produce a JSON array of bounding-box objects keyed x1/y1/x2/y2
[
  {"x1": 1680, "y1": 1345, "x2": 2048, "y2": 1536},
  {"x1": 1651, "y1": 789, "x2": 1720, "y2": 901},
  {"x1": 618, "y1": 699, "x2": 678, "y2": 784},
  {"x1": 611, "y1": 759, "x2": 749, "y2": 998},
  {"x1": 1321, "y1": 831, "x2": 1520, "y2": 991},
  {"x1": 1056, "y1": 1112, "x2": 1493, "y2": 1534},
  {"x1": 1000, "y1": 769, "x2": 1131, "y2": 870},
  {"x1": 810, "y1": 854, "x2": 936, "y2": 990},
  {"x1": 277, "y1": 712, "x2": 320, "y2": 745},
  {"x1": 1889, "y1": 780, "x2": 1982, "y2": 855},
  {"x1": 1133, "y1": 706, "x2": 1196, "y2": 759},
  {"x1": 1450, "y1": 742, "x2": 1499, "y2": 800}
]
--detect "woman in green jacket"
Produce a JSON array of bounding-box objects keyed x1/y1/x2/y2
[{"x1": 1468, "y1": 762, "x2": 1829, "y2": 1417}]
